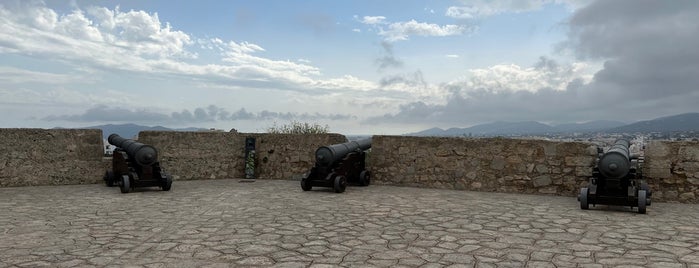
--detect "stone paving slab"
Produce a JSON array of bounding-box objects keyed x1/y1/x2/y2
[{"x1": 1, "y1": 179, "x2": 698, "y2": 267}]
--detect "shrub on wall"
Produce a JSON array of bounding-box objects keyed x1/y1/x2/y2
[{"x1": 266, "y1": 121, "x2": 329, "y2": 134}]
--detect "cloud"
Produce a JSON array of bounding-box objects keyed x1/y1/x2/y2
[
  {"x1": 445, "y1": 54, "x2": 459, "y2": 58},
  {"x1": 375, "y1": 41, "x2": 403, "y2": 71},
  {"x1": 0, "y1": 1, "x2": 379, "y2": 95},
  {"x1": 363, "y1": 56, "x2": 652, "y2": 126},
  {"x1": 379, "y1": 20, "x2": 474, "y2": 42},
  {"x1": 358, "y1": 16, "x2": 474, "y2": 42},
  {"x1": 368, "y1": 0, "x2": 699, "y2": 127},
  {"x1": 360, "y1": 16, "x2": 386, "y2": 25},
  {"x1": 42, "y1": 105, "x2": 356, "y2": 123},
  {"x1": 565, "y1": 0, "x2": 699, "y2": 100},
  {"x1": 0, "y1": 67, "x2": 83, "y2": 84},
  {"x1": 463, "y1": 56, "x2": 593, "y2": 93},
  {"x1": 446, "y1": 0, "x2": 590, "y2": 19}
]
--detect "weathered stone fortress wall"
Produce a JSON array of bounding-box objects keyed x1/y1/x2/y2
[
  {"x1": 0, "y1": 129, "x2": 106, "y2": 187},
  {"x1": 370, "y1": 136, "x2": 597, "y2": 196},
  {"x1": 2, "y1": 129, "x2": 698, "y2": 203},
  {"x1": 644, "y1": 140, "x2": 699, "y2": 202},
  {"x1": 369, "y1": 136, "x2": 699, "y2": 203},
  {"x1": 137, "y1": 131, "x2": 347, "y2": 181}
]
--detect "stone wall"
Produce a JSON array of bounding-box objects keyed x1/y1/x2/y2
[
  {"x1": 2, "y1": 128, "x2": 698, "y2": 203},
  {"x1": 370, "y1": 136, "x2": 699, "y2": 203},
  {"x1": 644, "y1": 140, "x2": 699, "y2": 202},
  {"x1": 137, "y1": 131, "x2": 347, "y2": 181},
  {"x1": 370, "y1": 136, "x2": 598, "y2": 197},
  {"x1": 0, "y1": 129, "x2": 106, "y2": 187}
]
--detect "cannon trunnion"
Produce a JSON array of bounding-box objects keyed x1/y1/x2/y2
[
  {"x1": 578, "y1": 139, "x2": 651, "y2": 213},
  {"x1": 301, "y1": 138, "x2": 372, "y2": 193},
  {"x1": 103, "y1": 134, "x2": 172, "y2": 193}
]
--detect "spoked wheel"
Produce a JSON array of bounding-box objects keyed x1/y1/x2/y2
[
  {"x1": 120, "y1": 175, "x2": 131, "y2": 193},
  {"x1": 300, "y1": 178, "x2": 312, "y2": 191},
  {"x1": 161, "y1": 174, "x2": 173, "y2": 191},
  {"x1": 104, "y1": 170, "x2": 116, "y2": 187},
  {"x1": 579, "y1": 188, "x2": 589, "y2": 210},
  {"x1": 637, "y1": 190, "x2": 647, "y2": 214},
  {"x1": 333, "y1": 175, "x2": 347, "y2": 193},
  {"x1": 358, "y1": 170, "x2": 370, "y2": 186}
]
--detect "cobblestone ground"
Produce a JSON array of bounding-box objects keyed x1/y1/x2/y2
[{"x1": 1, "y1": 179, "x2": 699, "y2": 268}]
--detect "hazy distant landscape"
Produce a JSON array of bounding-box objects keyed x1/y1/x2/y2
[
  {"x1": 78, "y1": 112, "x2": 699, "y2": 139},
  {"x1": 406, "y1": 113, "x2": 699, "y2": 137}
]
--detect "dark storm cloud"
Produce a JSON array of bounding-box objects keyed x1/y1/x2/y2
[
  {"x1": 375, "y1": 41, "x2": 403, "y2": 71},
  {"x1": 567, "y1": 0, "x2": 699, "y2": 100},
  {"x1": 43, "y1": 105, "x2": 354, "y2": 123},
  {"x1": 367, "y1": 0, "x2": 699, "y2": 126}
]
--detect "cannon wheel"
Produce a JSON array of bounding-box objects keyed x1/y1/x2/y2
[
  {"x1": 120, "y1": 175, "x2": 131, "y2": 193},
  {"x1": 637, "y1": 190, "x2": 647, "y2": 214},
  {"x1": 641, "y1": 183, "x2": 652, "y2": 206},
  {"x1": 333, "y1": 175, "x2": 347, "y2": 193},
  {"x1": 359, "y1": 170, "x2": 370, "y2": 186},
  {"x1": 300, "y1": 178, "x2": 312, "y2": 191},
  {"x1": 104, "y1": 170, "x2": 116, "y2": 187},
  {"x1": 162, "y1": 174, "x2": 173, "y2": 191},
  {"x1": 579, "y1": 188, "x2": 589, "y2": 210}
]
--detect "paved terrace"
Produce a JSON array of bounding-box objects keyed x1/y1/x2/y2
[{"x1": 1, "y1": 180, "x2": 698, "y2": 268}]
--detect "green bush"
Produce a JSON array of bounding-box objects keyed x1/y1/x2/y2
[{"x1": 266, "y1": 121, "x2": 329, "y2": 134}]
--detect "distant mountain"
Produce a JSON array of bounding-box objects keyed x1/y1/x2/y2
[
  {"x1": 406, "y1": 121, "x2": 555, "y2": 137},
  {"x1": 77, "y1": 123, "x2": 206, "y2": 139},
  {"x1": 405, "y1": 113, "x2": 699, "y2": 137},
  {"x1": 608, "y1": 113, "x2": 699, "y2": 133},
  {"x1": 553, "y1": 120, "x2": 626, "y2": 132},
  {"x1": 408, "y1": 127, "x2": 446, "y2": 136},
  {"x1": 466, "y1": 121, "x2": 554, "y2": 136}
]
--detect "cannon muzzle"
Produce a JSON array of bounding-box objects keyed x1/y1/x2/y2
[
  {"x1": 108, "y1": 134, "x2": 158, "y2": 166},
  {"x1": 315, "y1": 138, "x2": 372, "y2": 167},
  {"x1": 598, "y1": 139, "x2": 631, "y2": 179}
]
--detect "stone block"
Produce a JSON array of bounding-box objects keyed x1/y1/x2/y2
[
  {"x1": 645, "y1": 141, "x2": 670, "y2": 157},
  {"x1": 675, "y1": 162, "x2": 699, "y2": 173},
  {"x1": 575, "y1": 167, "x2": 592, "y2": 177},
  {"x1": 679, "y1": 192, "x2": 695, "y2": 201},
  {"x1": 535, "y1": 164, "x2": 549, "y2": 174},
  {"x1": 543, "y1": 143, "x2": 557, "y2": 156},
  {"x1": 533, "y1": 175, "x2": 552, "y2": 187},
  {"x1": 565, "y1": 156, "x2": 593, "y2": 167},
  {"x1": 646, "y1": 168, "x2": 673, "y2": 179},
  {"x1": 491, "y1": 156, "x2": 506, "y2": 170},
  {"x1": 679, "y1": 146, "x2": 699, "y2": 161}
]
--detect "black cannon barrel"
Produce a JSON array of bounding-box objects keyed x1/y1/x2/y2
[
  {"x1": 108, "y1": 134, "x2": 158, "y2": 166},
  {"x1": 598, "y1": 139, "x2": 631, "y2": 179},
  {"x1": 315, "y1": 137, "x2": 372, "y2": 166}
]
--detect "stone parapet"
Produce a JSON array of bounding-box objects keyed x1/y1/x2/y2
[
  {"x1": 370, "y1": 136, "x2": 699, "y2": 203},
  {"x1": 644, "y1": 140, "x2": 699, "y2": 202},
  {"x1": 0, "y1": 128, "x2": 106, "y2": 187},
  {"x1": 137, "y1": 131, "x2": 347, "y2": 181},
  {"x1": 369, "y1": 136, "x2": 597, "y2": 197}
]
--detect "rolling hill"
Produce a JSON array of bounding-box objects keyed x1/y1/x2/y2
[{"x1": 405, "y1": 113, "x2": 699, "y2": 137}]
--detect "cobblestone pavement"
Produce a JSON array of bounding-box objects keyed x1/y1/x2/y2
[{"x1": 1, "y1": 179, "x2": 699, "y2": 268}]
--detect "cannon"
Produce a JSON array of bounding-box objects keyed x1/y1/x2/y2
[
  {"x1": 578, "y1": 139, "x2": 651, "y2": 213},
  {"x1": 103, "y1": 134, "x2": 172, "y2": 193},
  {"x1": 301, "y1": 138, "x2": 372, "y2": 193}
]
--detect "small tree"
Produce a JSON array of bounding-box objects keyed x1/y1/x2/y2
[{"x1": 266, "y1": 121, "x2": 329, "y2": 134}]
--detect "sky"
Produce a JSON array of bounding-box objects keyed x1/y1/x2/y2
[{"x1": 1, "y1": 0, "x2": 698, "y2": 135}]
